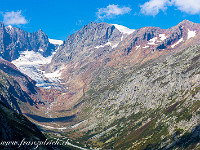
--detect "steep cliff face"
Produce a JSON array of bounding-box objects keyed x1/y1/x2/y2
[
  {"x1": 0, "y1": 59, "x2": 37, "y2": 94},
  {"x1": 0, "y1": 22, "x2": 56, "y2": 61},
  {"x1": 0, "y1": 69, "x2": 33, "y2": 113},
  {"x1": 51, "y1": 22, "x2": 122, "y2": 65},
  {"x1": 0, "y1": 101, "x2": 49, "y2": 150}
]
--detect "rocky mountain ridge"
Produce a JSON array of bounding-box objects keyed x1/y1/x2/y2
[
  {"x1": 0, "y1": 22, "x2": 56, "y2": 61},
  {"x1": 38, "y1": 20, "x2": 200, "y2": 115}
]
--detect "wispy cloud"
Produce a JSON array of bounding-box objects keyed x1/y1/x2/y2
[
  {"x1": 173, "y1": 0, "x2": 200, "y2": 15},
  {"x1": 140, "y1": 0, "x2": 171, "y2": 16},
  {"x1": 2, "y1": 10, "x2": 28, "y2": 25},
  {"x1": 97, "y1": 4, "x2": 131, "y2": 20},
  {"x1": 140, "y1": 0, "x2": 200, "y2": 16}
]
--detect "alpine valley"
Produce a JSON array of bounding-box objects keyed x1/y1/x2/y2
[{"x1": 0, "y1": 20, "x2": 200, "y2": 150}]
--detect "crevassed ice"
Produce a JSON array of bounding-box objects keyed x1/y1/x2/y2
[
  {"x1": 44, "y1": 66, "x2": 64, "y2": 79},
  {"x1": 12, "y1": 51, "x2": 52, "y2": 66},
  {"x1": 12, "y1": 49, "x2": 62, "y2": 89}
]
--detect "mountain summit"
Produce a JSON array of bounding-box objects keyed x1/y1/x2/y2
[{"x1": 0, "y1": 22, "x2": 56, "y2": 61}]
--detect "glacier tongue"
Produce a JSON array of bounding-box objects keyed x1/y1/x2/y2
[{"x1": 12, "y1": 50, "x2": 62, "y2": 89}]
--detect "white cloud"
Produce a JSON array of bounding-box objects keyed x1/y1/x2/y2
[
  {"x1": 140, "y1": 0, "x2": 171, "y2": 16},
  {"x1": 97, "y1": 4, "x2": 131, "y2": 20},
  {"x1": 3, "y1": 10, "x2": 28, "y2": 25},
  {"x1": 140, "y1": 0, "x2": 200, "y2": 16},
  {"x1": 173, "y1": 0, "x2": 200, "y2": 14}
]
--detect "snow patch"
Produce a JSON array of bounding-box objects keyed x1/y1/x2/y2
[
  {"x1": 112, "y1": 24, "x2": 135, "y2": 35},
  {"x1": 39, "y1": 48, "x2": 44, "y2": 52},
  {"x1": 95, "y1": 41, "x2": 119, "y2": 49},
  {"x1": 94, "y1": 45, "x2": 104, "y2": 49},
  {"x1": 49, "y1": 39, "x2": 63, "y2": 45},
  {"x1": 112, "y1": 43, "x2": 119, "y2": 48},
  {"x1": 143, "y1": 45, "x2": 149, "y2": 48},
  {"x1": 105, "y1": 42, "x2": 112, "y2": 46},
  {"x1": 44, "y1": 67, "x2": 64, "y2": 79},
  {"x1": 187, "y1": 29, "x2": 196, "y2": 40},
  {"x1": 159, "y1": 34, "x2": 166, "y2": 41},
  {"x1": 136, "y1": 45, "x2": 140, "y2": 50},
  {"x1": 34, "y1": 122, "x2": 68, "y2": 130},
  {"x1": 148, "y1": 37, "x2": 158, "y2": 45},
  {"x1": 121, "y1": 34, "x2": 124, "y2": 41},
  {"x1": 171, "y1": 38, "x2": 184, "y2": 48},
  {"x1": 71, "y1": 120, "x2": 86, "y2": 129}
]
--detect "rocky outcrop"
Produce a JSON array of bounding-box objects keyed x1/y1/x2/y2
[
  {"x1": 0, "y1": 58, "x2": 46, "y2": 114},
  {"x1": 156, "y1": 20, "x2": 200, "y2": 50},
  {"x1": 0, "y1": 22, "x2": 56, "y2": 61},
  {"x1": 52, "y1": 22, "x2": 122, "y2": 64},
  {"x1": 0, "y1": 63, "x2": 35, "y2": 113},
  {"x1": 116, "y1": 27, "x2": 164, "y2": 55},
  {"x1": 0, "y1": 59, "x2": 37, "y2": 95}
]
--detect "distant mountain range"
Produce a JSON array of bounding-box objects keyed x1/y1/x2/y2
[{"x1": 0, "y1": 20, "x2": 200, "y2": 150}]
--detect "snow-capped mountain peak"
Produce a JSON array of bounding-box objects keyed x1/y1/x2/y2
[
  {"x1": 112, "y1": 24, "x2": 135, "y2": 35},
  {"x1": 8, "y1": 25, "x2": 13, "y2": 29}
]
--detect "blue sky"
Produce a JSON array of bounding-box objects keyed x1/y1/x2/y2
[{"x1": 0, "y1": 0, "x2": 200, "y2": 40}]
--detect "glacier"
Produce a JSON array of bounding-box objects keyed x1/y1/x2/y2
[{"x1": 12, "y1": 49, "x2": 63, "y2": 89}]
